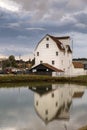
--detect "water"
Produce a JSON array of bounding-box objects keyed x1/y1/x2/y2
[{"x1": 0, "y1": 83, "x2": 87, "y2": 130}]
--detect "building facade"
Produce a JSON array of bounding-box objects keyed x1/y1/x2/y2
[
  {"x1": 31, "y1": 34, "x2": 86, "y2": 76},
  {"x1": 33, "y1": 34, "x2": 72, "y2": 76}
]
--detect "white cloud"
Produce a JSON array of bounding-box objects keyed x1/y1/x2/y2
[
  {"x1": 8, "y1": 22, "x2": 20, "y2": 28},
  {"x1": 0, "y1": 0, "x2": 20, "y2": 12},
  {"x1": 15, "y1": 54, "x2": 34, "y2": 61},
  {"x1": 61, "y1": 14, "x2": 77, "y2": 24},
  {"x1": 0, "y1": 54, "x2": 7, "y2": 59},
  {"x1": 26, "y1": 27, "x2": 46, "y2": 31}
]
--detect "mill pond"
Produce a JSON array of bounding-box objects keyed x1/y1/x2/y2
[{"x1": 0, "y1": 83, "x2": 87, "y2": 130}]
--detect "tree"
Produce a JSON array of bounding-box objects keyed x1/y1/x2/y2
[
  {"x1": 8, "y1": 55, "x2": 17, "y2": 67},
  {"x1": 31, "y1": 58, "x2": 35, "y2": 66},
  {"x1": 2, "y1": 55, "x2": 17, "y2": 70},
  {"x1": 9, "y1": 55, "x2": 15, "y2": 61},
  {"x1": 2, "y1": 59, "x2": 10, "y2": 70}
]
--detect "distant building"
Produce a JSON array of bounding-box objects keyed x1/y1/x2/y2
[
  {"x1": 72, "y1": 61, "x2": 85, "y2": 76},
  {"x1": 0, "y1": 56, "x2": 7, "y2": 71}
]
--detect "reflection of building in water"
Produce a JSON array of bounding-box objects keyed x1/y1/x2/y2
[{"x1": 29, "y1": 84, "x2": 85, "y2": 124}]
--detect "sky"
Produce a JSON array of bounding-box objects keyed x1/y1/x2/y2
[{"x1": 0, "y1": 0, "x2": 87, "y2": 61}]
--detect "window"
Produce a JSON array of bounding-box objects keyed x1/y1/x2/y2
[
  {"x1": 52, "y1": 60, "x2": 55, "y2": 65},
  {"x1": 51, "y1": 93, "x2": 54, "y2": 98},
  {"x1": 56, "y1": 51, "x2": 58, "y2": 56},
  {"x1": 46, "y1": 44, "x2": 49, "y2": 48},
  {"x1": 45, "y1": 117, "x2": 48, "y2": 121},
  {"x1": 46, "y1": 69, "x2": 49, "y2": 71},
  {"x1": 46, "y1": 37, "x2": 49, "y2": 41},
  {"x1": 45, "y1": 110, "x2": 48, "y2": 115},
  {"x1": 36, "y1": 101, "x2": 38, "y2": 106},
  {"x1": 37, "y1": 52, "x2": 39, "y2": 56},
  {"x1": 32, "y1": 69, "x2": 37, "y2": 72},
  {"x1": 40, "y1": 61, "x2": 43, "y2": 64},
  {"x1": 56, "y1": 102, "x2": 58, "y2": 107}
]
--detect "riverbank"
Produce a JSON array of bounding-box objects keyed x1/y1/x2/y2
[{"x1": 0, "y1": 74, "x2": 87, "y2": 85}]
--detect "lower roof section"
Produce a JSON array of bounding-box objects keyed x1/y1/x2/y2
[{"x1": 30, "y1": 63, "x2": 64, "y2": 72}]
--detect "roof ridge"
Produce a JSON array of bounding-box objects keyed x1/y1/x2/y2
[{"x1": 56, "y1": 36, "x2": 70, "y2": 39}]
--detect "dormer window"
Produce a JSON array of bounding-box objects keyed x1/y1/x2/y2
[
  {"x1": 61, "y1": 44, "x2": 64, "y2": 49},
  {"x1": 46, "y1": 44, "x2": 49, "y2": 48}
]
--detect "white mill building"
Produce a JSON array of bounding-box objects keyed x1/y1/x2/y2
[{"x1": 30, "y1": 34, "x2": 85, "y2": 76}]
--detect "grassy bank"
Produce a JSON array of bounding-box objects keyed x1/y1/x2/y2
[
  {"x1": 0, "y1": 74, "x2": 87, "y2": 85},
  {"x1": 0, "y1": 74, "x2": 68, "y2": 83}
]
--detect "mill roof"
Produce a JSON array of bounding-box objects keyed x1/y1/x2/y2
[
  {"x1": 48, "y1": 35, "x2": 65, "y2": 51},
  {"x1": 48, "y1": 35, "x2": 72, "y2": 53},
  {"x1": 35, "y1": 34, "x2": 72, "y2": 53}
]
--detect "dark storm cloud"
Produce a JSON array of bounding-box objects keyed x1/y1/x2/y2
[
  {"x1": 0, "y1": 0, "x2": 87, "y2": 59},
  {"x1": 74, "y1": 12, "x2": 87, "y2": 25}
]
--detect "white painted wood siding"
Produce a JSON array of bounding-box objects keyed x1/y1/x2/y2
[
  {"x1": 34, "y1": 35, "x2": 72, "y2": 75},
  {"x1": 35, "y1": 36, "x2": 61, "y2": 68}
]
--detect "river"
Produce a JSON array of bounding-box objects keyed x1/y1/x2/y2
[{"x1": 0, "y1": 83, "x2": 87, "y2": 130}]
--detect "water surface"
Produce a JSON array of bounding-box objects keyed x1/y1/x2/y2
[{"x1": 0, "y1": 83, "x2": 87, "y2": 130}]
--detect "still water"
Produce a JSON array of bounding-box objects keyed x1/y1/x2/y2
[{"x1": 0, "y1": 83, "x2": 87, "y2": 130}]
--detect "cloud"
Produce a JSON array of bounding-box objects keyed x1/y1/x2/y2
[
  {"x1": 26, "y1": 27, "x2": 46, "y2": 31},
  {"x1": 0, "y1": 0, "x2": 87, "y2": 59},
  {"x1": 12, "y1": 0, "x2": 87, "y2": 21},
  {"x1": 67, "y1": 0, "x2": 87, "y2": 10},
  {"x1": 0, "y1": 0, "x2": 21, "y2": 12}
]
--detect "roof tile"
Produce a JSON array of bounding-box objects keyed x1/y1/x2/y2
[{"x1": 73, "y1": 62, "x2": 84, "y2": 68}]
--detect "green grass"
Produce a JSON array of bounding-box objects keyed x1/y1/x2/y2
[
  {"x1": 0, "y1": 74, "x2": 87, "y2": 86},
  {"x1": 0, "y1": 74, "x2": 66, "y2": 83}
]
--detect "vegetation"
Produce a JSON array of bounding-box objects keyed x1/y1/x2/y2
[
  {"x1": 2, "y1": 55, "x2": 17, "y2": 69},
  {"x1": 73, "y1": 58, "x2": 87, "y2": 62},
  {"x1": 1, "y1": 55, "x2": 35, "y2": 72},
  {"x1": 0, "y1": 74, "x2": 87, "y2": 85}
]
